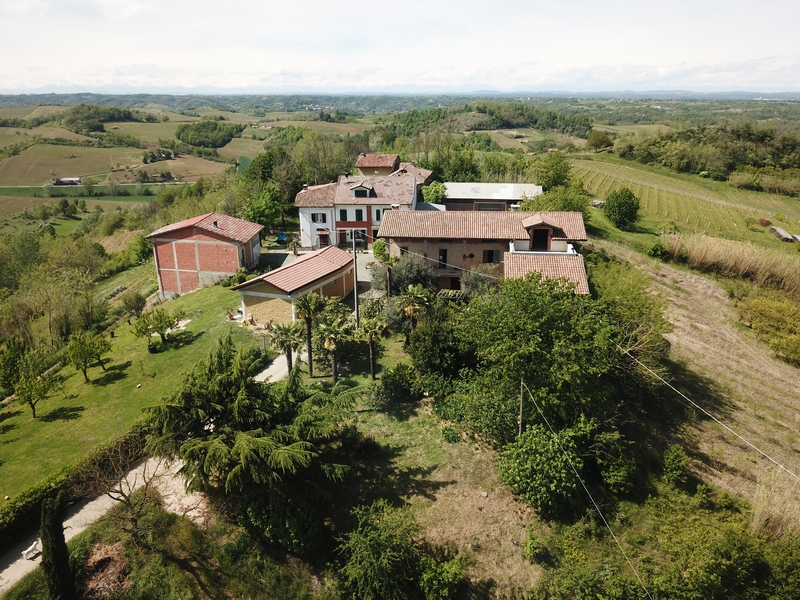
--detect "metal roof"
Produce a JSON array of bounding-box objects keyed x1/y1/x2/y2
[{"x1": 443, "y1": 182, "x2": 543, "y2": 201}]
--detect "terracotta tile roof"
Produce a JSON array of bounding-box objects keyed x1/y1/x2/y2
[
  {"x1": 294, "y1": 182, "x2": 338, "y2": 208},
  {"x1": 232, "y1": 246, "x2": 352, "y2": 295},
  {"x1": 503, "y1": 253, "x2": 590, "y2": 294},
  {"x1": 391, "y1": 163, "x2": 433, "y2": 185},
  {"x1": 333, "y1": 175, "x2": 416, "y2": 206},
  {"x1": 356, "y1": 153, "x2": 400, "y2": 169},
  {"x1": 377, "y1": 211, "x2": 586, "y2": 241},
  {"x1": 146, "y1": 212, "x2": 263, "y2": 243}
]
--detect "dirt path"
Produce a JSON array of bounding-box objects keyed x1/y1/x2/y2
[{"x1": 597, "y1": 241, "x2": 800, "y2": 503}]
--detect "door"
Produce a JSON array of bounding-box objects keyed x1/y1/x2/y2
[{"x1": 438, "y1": 249, "x2": 447, "y2": 269}]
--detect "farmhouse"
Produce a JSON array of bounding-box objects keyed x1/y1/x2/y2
[
  {"x1": 146, "y1": 212, "x2": 263, "y2": 299},
  {"x1": 232, "y1": 246, "x2": 354, "y2": 325},
  {"x1": 441, "y1": 182, "x2": 543, "y2": 212},
  {"x1": 296, "y1": 175, "x2": 417, "y2": 249},
  {"x1": 355, "y1": 153, "x2": 401, "y2": 176},
  {"x1": 377, "y1": 210, "x2": 589, "y2": 293}
]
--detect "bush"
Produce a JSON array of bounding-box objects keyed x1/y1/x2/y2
[
  {"x1": 663, "y1": 444, "x2": 689, "y2": 485},
  {"x1": 441, "y1": 426, "x2": 460, "y2": 443},
  {"x1": 647, "y1": 240, "x2": 669, "y2": 260},
  {"x1": 380, "y1": 363, "x2": 420, "y2": 402},
  {"x1": 604, "y1": 187, "x2": 640, "y2": 228}
]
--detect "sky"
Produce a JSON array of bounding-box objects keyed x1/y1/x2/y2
[{"x1": 1, "y1": 0, "x2": 799, "y2": 94}]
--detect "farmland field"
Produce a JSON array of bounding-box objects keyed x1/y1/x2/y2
[
  {"x1": 217, "y1": 136, "x2": 267, "y2": 160},
  {"x1": 0, "y1": 105, "x2": 66, "y2": 120},
  {"x1": 0, "y1": 126, "x2": 92, "y2": 148},
  {"x1": 269, "y1": 120, "x2": 371, "y2": 135},
  {"x1": 572, "y1": 155, "x2": 800, "y2": 243},
  {"x1": 0, "y1": 144, "x2": 144, "y2": 185},
  {"x1": 594, "y1": 123, "x2": 674, "y2": 135},
  {"x1": 106, "y1": 120, "x2": 183, "y2": 144},
  {"x1": 109, "y1": 154, "x2": 230, "y2": 183}
]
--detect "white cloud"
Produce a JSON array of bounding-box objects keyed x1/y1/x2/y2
[{"x1": 1, "y1": 0, "x2": 800, "y2": 92}]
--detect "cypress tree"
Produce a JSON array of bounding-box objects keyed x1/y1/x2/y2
[{"x1": 40, "y1": 491, "x2": 77, "y2": 600}]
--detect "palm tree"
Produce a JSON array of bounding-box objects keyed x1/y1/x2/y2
[
  {"x1": 317, "y1": 316, "x2": 353, "y2": 385},
  {"x1": 399, "y1": 284, "x2": 430, "y2": 343},
  {"x1": 295, "y1": 293, "x2": 323, "y2": 377},
  {"x1": 358, "y1": 317, "x2": 388, "y2": 380},
  {"x1": 269, "y1": 321, "x2": 305, "y2": 371}
]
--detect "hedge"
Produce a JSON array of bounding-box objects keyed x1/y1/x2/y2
[{"x1": 0, "y1": 425, "x2": 147, "y2": 553}]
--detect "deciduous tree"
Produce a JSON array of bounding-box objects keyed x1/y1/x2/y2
[{"x1": 604, "y1": 187, "x2": 640, "y2": 228}]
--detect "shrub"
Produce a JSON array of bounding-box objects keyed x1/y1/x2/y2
[
  {"x1": 663, "y1": 444, "x2": 689, "y2": 485},
  {"x1": 380, "y1": 363, "x2": 420, "y2": 402},
  {"x1": 647, "y1": 240, "x2": 669, "y2": 260},
  {"x1": 604, "y1": 187, "x2": 640, "y2": 228},
  {"x1": 759, "y1": 218, "x2": 772, "y2": 227},
  {"x1": 441, "y1": 426, "x2": 460, "y2": 443}
]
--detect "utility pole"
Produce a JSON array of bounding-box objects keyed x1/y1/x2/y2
[{"x1": 518, "y1": 377, "x2": 524, "y2": 437}]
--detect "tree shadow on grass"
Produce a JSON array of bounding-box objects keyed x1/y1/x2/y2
[
  {"x1": 323, "y1": 435, "x2": 457, "y2": 540},
  {"x1": 0, "y1": 421, "x2": 18, "y2": 436},
  {"x1": 41, "y1": 405, "x2": 85, "y2": 422},
  {"x1": 165, "y1": 330, "x2": 205, "y2": 350},
  {"x1": 92, "y1": 360, "x2": 132, "y2": 387},
  {"x1": 0, "y1": 407, "x2": 21, "y2": 426},
  {"x1": 585, "y1": 222, "x2": 609, "y2": 239}
]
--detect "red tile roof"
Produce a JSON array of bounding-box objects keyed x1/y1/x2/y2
[
  {"x1": 294, "y1": 182, "x2": 338, "y2": 208},
  {"x1": 233, "y1": 246, "x2": 352, "y2": 294},
  {"x1": 333, "y1": 175, "x2": 416, "y2": 206},
  {"x1": 503, "y1": 253, "x2": 590, "y2": 294},
  {"x1": 146, "y1": 212, "x2": 263, "y2": 244},
  {"x1": 356, "y1": 153, "x2": 400, "y2": 169},
  {"x1": 391, "y1": 163, "x2": 433, "y2": 185},
  {"x1": 377, "y1": 211, "x2": 586, "y2": 241}
]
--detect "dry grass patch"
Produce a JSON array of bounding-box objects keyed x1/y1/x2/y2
[{"x1": 355, "y1": 402, "x2": 541, "y2": 592}]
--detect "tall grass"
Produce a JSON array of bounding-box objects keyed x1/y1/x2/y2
[
  {"x1": 663, "y1": 234, "x2": 800, "y2": 297},
  {"x1": 751, "y1": 468, "x2": 800, "y2": 540}
]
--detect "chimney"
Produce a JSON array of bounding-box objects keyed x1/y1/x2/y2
[
  {"x1": 302, "y1": 184, "x2": 308, "y2": 190},
  {"x1": 391, "y1": 203, "x2": 400, "y2": 210},
  {"x1": 510, "y1": 204, "x2": 520, "y2": 212},
  {"x1": 213, "y1": 220, "x2": 218, "y2": 228}
]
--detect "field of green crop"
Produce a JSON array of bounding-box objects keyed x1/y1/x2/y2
[
  {"x1": 0, "y1": 144, "x2": 144, "y2": 185},
  {"x1": 106, "y1": 121, "x2": 182, "y2": 144},
  {"x1": 271, "y1": 120, "x2": 371, "y2": 135},
  {"x1": 0, "y1": 126, "x2": 91, "y2": 148},
  {"x1": 572, "y1": 155, "x2": 800, "y2": 242},
  {"x1": 218, "y1": 136, "x2": 267, "y2": 160}
]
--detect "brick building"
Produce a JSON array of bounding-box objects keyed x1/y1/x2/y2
[{"x1": 146, "y1": 212, "x2": 263, "y2": 299}]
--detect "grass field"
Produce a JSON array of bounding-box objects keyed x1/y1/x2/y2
[
  {"x1": 0, "y1": 284, "x2": 260, "y2": 504},
  {"x1": 109, "y1": 155, "x2": 230, "y2": 184},
  {"x1": 572, "y1": 155, "x2": 800, "y2": 244},
  {"x1": 106, "y1": 121, "x2": 182, "y2": 144},
  {"x1": 0, "y1": 126, "x2": 92, "y2": 148},
  {"x1": 0, "y1": 106, "x2": 66, "y2": 121},
  {"x1": 217, "y1": 136, "x2": 268, "y2": 160},
  {"x1": 269, "y1": 120, "x2": 371, "y2": 136},
  {"x1": 594, "y1": 123, "x2": 674, "y2": 135},
  {"x1": 0, "y1": 144, "x2": 144, "y2": 185}
]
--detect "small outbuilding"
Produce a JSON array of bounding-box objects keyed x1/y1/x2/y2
[
  {"x1": 146, "y1": 212, "x2": 264, "y2": 299},
  {"x1": 232, "y1": 246, "x2": 355, "y2": 326}
]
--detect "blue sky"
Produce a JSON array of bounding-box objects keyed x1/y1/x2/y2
[{"x1": 1, "y1": 0, "x2": 799, "y2": 93}]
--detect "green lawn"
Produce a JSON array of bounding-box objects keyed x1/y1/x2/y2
[{"x1": 0, "y1": 285, "x2": 264, "y2": 504}]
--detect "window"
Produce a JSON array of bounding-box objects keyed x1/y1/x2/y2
[
  {"x1": 375, "y1": 209, "x2": 381, "y2": 221},
  {"x1": 339, "y1": 209, "x2": 348, "y2": 221},
  {"x1": 355, "y1": 209, "x2": 364, "y2": 221},
  {"x1": 311, "y1": 213, "x2": 326, "y2": 223},
  {"x1": 354, "y1": 188, "x2": 368, "y2": 198},
  {"x1": 483, "y1": 250, "x2": 500, "y2": 263},
  {"x1": 438, "y1": 248, "x2": 448, "y2": 269}
]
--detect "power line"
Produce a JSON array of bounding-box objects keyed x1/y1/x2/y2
[
  {"x1": 619, "y1": 345, "x2": 800, "y2": 484},
  {"x1": 520, "y1": 380, "x2": 654, "y2": 600}
]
